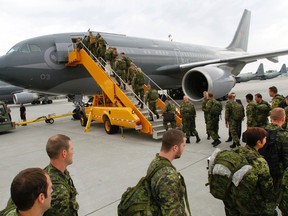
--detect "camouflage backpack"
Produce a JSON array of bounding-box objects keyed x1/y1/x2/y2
[
  {"x1": 135, "y1": 71, "x2": 145, "y2": 86},
  {"x1": 207, "y1": 148, "x2": 251, "y2": 200},
  {"x1": 210, "y1": 100, "x2": 223, "y2": 116},
  {"x1": 118, "y1": 163, "x2": 172, "y2": 216},
  {"x1": 149, "y1": 89, "x2": 159, "y2": 101},
  {"x1": 231, "y1": 101, "x2": 244, "y2": 121}
]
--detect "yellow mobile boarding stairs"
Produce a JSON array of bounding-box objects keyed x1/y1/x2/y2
[{"x1": 66, "y1": 42, "x2": 181, "y2": 139}]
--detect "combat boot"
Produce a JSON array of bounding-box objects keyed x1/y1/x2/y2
[
  {"x1": 196, "y1": 135, "x2": 201, "y2": 143},
  {"x1": 213, "y1": 139, "x2": 221, "y2": 147},
  {"x1": 186, "y1": 138, "x2": 190, "y2": 144},
  {"x1": 230, "y1": 143, "x2": 237, "y2": 148},
  {"x1": 207, "y1": 134, "x2": 211, "y2": 140}
]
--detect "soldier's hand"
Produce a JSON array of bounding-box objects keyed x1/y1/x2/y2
[{"x1": 225, "y1": 123, "x2": 229, "y2": 128}]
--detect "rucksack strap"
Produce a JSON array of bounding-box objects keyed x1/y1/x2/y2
[
  {"x1": 179, "y1": 173, "x2": 192, "y2": 216},
  {"x1": 147, "y1": 163, "x2": 192, "y2": 216}
]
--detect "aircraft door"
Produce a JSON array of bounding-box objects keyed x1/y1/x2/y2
[{"x1": 54, "y1": 37, "x2": 72, "y2": 63}]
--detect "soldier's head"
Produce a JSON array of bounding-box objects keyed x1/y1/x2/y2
[
  {"x1": 227, "y1": 93, "x2": 234, "y2": 101},
  {"x1": 46, "y1": 134, "x2": 74, "y2": 166},
  {"x1": 269, "y1": 86, "x2": 278, "y2": 97},
  {"x1": 254, "y1": 93, "x2": 262, "y2": 103},
  {"x1": 246, "y1": 93, "x2": 253, "y2": 103},
  {"x1": 231, "y1": 92, "x2": 236, "y2": 99},
  {"x1": 203, "y1": 91, "x2": 208, "y2": 98},
  {"x1": 121, "y1": 52, "x2": 126, "y2": 58},
  {"x1": 11, "y1": 168, "x2": 52, "y2": 213},
  {"x1": 245, "y1": 127, "x2": 267, "y2": 151},
  {"x1": 270, "y1": 108, "x2": 286, "y2": 126},
  {"x1": 207, "y1": 93, "x2": 213, "y2": 99},
  {"x1": 161, "y1": 129, "x2": 186, "y2": 160},
  {"x1": 183, "y1": 96, "x2": 189, "y2": 102},
  {"x1": 89, "y1": 31, "x2": 93, "y2": 36},
  {"x1": 147, "y1": 84, "x2": 151, "y2": 90}
]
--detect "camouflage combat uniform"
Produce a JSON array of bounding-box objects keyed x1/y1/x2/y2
[
  {"x1": 1, "y1": 208, "x2": 19, "y2": 216},
  {"x1": 271, "y1": 94, "x2": 285, "y2": 109},
  {"x1": 202, "y1": 97, "x2": 209, "y2": 137},
  {"x1": 225, "y1": 101, "x2": 244, "y2": 145},
  {"x1": 279, "y1": 168, "x2": 288, "y2": 215},
  {"x1": 114, "y1": 58, "x2": 127, "y2": 89},
  {"x1": 96, "y1": 41, "x2": 106, "y2": 65},
  {"x1": 284, "y1": 106, "x2": 288, "y2": 129},
  {"x1": 132, "y1": 69, "x2": 145, "y2": 106},
  {"x1": 121, "y1": 56, "x2": 132, "y2": 82},
  {"x1": 128, "y1": 64, "x2": 138, "y2": 85},
  {"x1": 180, "y1": 101, "x2": 200, "y2": 142},
  {"x1": 44, "y1": 164, "x2": 79, "y2": 216},
  {"x1": 265, "y1": 123, "x2": 288, "y2": 214},
  {"x1": 145, "y1": 88, "x2": 159, "y2": 119},
  {"x1": 105, "y1": 48, "x2": 118, "y2": 71},
  {"x1": 246, "y1": 100, "x2": 257, "y2": 127},
  {"x1": 147, "y1": 154, "x2": 187, "y2": 216},
  {"x1": 255, "y1": 100, "x2": 271, "y2": 128},
  {"x1": 230, "y1": 146, "x2": 276, "y2": 216},
  {"x1": 163, "y1": 101, "x2": 176, "y2": 130},
  {"x1": 205, "y1": 99, "x2": 220, "y2": 140}
]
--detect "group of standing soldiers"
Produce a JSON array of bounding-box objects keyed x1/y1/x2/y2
[{"x1": 201, "y1": 85, "x2": 288, "y2": 148}]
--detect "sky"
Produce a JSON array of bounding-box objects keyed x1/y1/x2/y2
[{"x1": 1, "y1": 0, "x2": 288, "y2": 73}]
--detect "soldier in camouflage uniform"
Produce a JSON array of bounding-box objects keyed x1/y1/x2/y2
[
  {"x1": 163, "y1": 98, "x2": 176, "y2": 130},
  {"x1": 114, "y1": 57, "x2": 127, "y2": 90},
  {"x1": 127, "y1": 62, "x2": 138, "y2": 85},
  {"x1": 144, "y1": 84, "x2": 159, "y2": 121},
  {"x1": 96, "y1": 38, "x2": 106, "y2": 65},
  {"x1": 229, "y1": 127, "x2": 276, "y2": 216},
  {"x1": 269, "y1": 86, "x2": 285, "y2": 109},
  {"x1": 225, "y1": 93, "x2": 244, "y2": 148},
  {"x1": 44, "y1": 134, "x2": 79, "y2": 216},
  {"x1": 205, "y1": 93, "x2": 221, "y2": 147},
  {"x1": 1, "y1": 168, "x2": 53, "y2": 216},
  {"x1": 88, "y1": 31, "x2": 97, "y2": 57},
  {"x1": 180, "y1": 95, "x2": 200, "y2": 144},
  {"x1": 255, "y1": 93, "x2": 271, "y2": 128},
  {"x1": 105, "y1": 47, "x2": 118, "y2": 71},
  {"x1": 146, "y1": 129, "x2": 191, "y2": 215},
  {"x1": 245, "y1": 93, "x2": 257, "y2": 127},
  {"x1": 202, "y1": 91, "x2": 210, "y2": 140},
  {"x1": 120, "y1": 52, "x2": 132, "y2": 82},
  {"x1": 132, "y1": 68, "x2": 145, "y2": 109},
  {"x1": 265, "y1": 108, "x2": 288, "y2": 215}
]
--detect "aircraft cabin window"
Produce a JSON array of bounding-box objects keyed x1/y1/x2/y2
[
  {"x1": 19, "y1": 44, "x2": 30, "y2": 53},
  {"x1": 29, "y1": 44, "x2": 41, "y2": 52}
]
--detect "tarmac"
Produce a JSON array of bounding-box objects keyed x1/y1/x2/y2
[{"x1": 0, "y1": 76, "x2": 288, "y2": 216}]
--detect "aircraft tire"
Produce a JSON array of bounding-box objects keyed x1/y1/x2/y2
[
  {"x1": 48, "y1": 100, "x2": 53, "y2": 104},
  {"x1": 73, "y1": 108, "x2": 81, "y2": 120},
  {"x1": 103, "y1": 116, "x2": 119, "y2": 134}
]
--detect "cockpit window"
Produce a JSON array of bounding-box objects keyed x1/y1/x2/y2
[
  {"x1": 19, "y1": 44, "x2": 30, "y2": 53},
  {"x1": 29, "y1": 44, "x2": 41, "y2": 52},
  {"x1": 7, "y1": 45, "x2": 20, "y2": 54}
]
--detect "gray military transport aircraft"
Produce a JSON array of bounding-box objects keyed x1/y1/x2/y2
[
  {"x1": 235, "y1": 63, "x2": 286, "y2": 83},
  {"x1": 0, "y1": 9, "x2": 288, "y2": 118}
]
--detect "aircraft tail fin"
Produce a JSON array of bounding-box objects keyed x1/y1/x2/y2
[
  {"x1": 279, "y1": 64, "x2": 286, "y2": 74},
  {"x1": 226, "y1": 9, "x2": 251, "y2": 52},
  {"x1": 256, "y1": 63, "x2": 264, "y2": 75}
]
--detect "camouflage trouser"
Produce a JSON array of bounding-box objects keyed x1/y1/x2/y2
[
  {"x1": 229, "y1": 120, "x2": 240, "y2": 143},
  {"x1": 204, "y1": 112, "x2": 209, "y2": 135},
  {"x1": 182, "y1": 115, "x2": 198, "y2": 138},
  {"x1": 207, "y1": 116, "x2": 219, "y2": 140},
  {"x1": 116, "y1": 70, "x2": 125, "y2": 87},
  {"x1": 279, "y1": 170, "x2": 288, "y2": 215},
  {"x1": 223, "y1": 200, "x2": 240, "y2": 216},
  {"x1": 148, "y1": 100, "x2": 158, "y2": 118},
  {"x1": 134, "y1": 87, "x2": 144, "y2": 103},
  {"x1": 89, "y1": 45, "x2": 97, "y2": 57}
]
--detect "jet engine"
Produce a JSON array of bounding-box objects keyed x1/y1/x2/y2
[
  {"x1": 13, "y1": 92, "x2": 39, "y2": 104},
  {"x1": 182, "y1": 66, "x2": 236, "y2": 101}
]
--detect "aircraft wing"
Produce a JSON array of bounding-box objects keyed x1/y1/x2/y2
[{"x1": 156, "y1": 48, "x2": 288, "y2": 74}]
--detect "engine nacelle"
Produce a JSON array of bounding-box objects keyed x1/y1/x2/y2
[
  {"x1": 13, "y1": 92, "x2": 39, "y2": 104},
  {"x1": 182, "y1": 66, "x2": 236, "y2": 101}
]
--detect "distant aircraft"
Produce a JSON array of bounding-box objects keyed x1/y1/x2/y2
[
  {"x1": 259, "y1": 63, "x2": 286, "y2": 80},
  {"x1": 235, "y1": 63, "x2": 264, "y2": 83},
  {"x1": 0, "y1": 9, "x2": 288, "y2": 118},
  {"x1": 0, "y1": 81, "x2": 53, "y2": 104},
  {"x1": 236, "y1": 63, "x2": 286, "y2": 83}
]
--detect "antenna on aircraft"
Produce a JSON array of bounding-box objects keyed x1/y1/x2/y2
[{"x1": 168, "y1": 34, "x2": 173, "y2": 42}]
